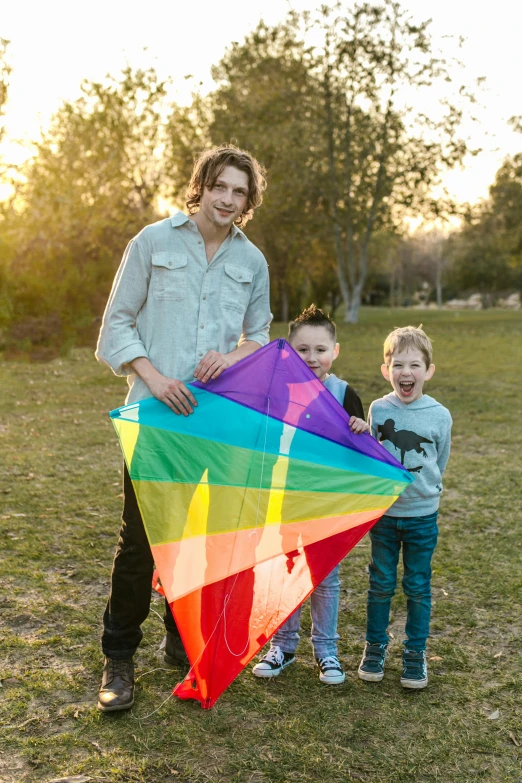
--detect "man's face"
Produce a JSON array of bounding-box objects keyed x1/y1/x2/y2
[
  {"x1": 381, "y1": 347, "x2": 435, "y2": 404},
  {"x1": 198, "y1": 165, "x2": 249, "y2": 229},
  {"x1": 290, "y1": 325, "x2": 339, "y2": 382}
]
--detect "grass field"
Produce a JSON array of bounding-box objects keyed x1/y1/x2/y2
[{"x1": 1, "y1": 308, "x2": 521, "y2": 783}]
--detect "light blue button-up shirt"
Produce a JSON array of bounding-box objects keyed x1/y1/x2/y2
[{"x1": 95, "y1": 211, "x2": 272, "y2": 403}]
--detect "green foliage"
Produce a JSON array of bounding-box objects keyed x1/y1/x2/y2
[
  {"x1": 0, "y1": 66, "x2": 167, "y2": 355},
  {"x1": 208, "y1": 20, "x2": 332, "y2": 320},
  {"x1": 166, "y1": 94, "x2": 212, "y2": 198},
  {"x1": 448, "y1": 154, "x2": 522, "y2": 293}
]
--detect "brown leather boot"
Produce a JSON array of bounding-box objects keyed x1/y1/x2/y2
[
  {"x1": 164, "y1": 629, "x2": 189, "y2": 667},
  {"x1": 97, "y1": 657, "x2": 134, "y2": 712}
]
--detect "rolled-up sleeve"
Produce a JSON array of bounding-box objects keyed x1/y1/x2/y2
[
  {"x1": 95, "y1": 237, "x2": 151, "y2": 376},
  {"x1": 239, "y1": 257, "x2": 272, "y2": 347}
]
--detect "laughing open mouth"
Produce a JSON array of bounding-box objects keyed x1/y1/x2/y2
[{"x1": 399, "y1": 381, "x2": 415, "y2": 396}]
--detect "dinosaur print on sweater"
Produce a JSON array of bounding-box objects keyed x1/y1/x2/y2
[{"x1": 377, "y1": 418, "x2": 433, "y2": 471}]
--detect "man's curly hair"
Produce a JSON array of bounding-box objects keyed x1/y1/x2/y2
[{"x1": 186, "y1": 144, "x2": 267, "y2": 228}]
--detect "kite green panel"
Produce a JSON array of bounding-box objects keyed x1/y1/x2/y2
[{"x1": 127, "y1": 425, "x2": 408, "y2": 497}]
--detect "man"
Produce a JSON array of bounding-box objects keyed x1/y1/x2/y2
[{"x1": 95, "y1": 144, "x2": 271, "y2": 711}]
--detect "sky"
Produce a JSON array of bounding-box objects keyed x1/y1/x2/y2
[{"x1": 2, "y1": 0, "x2": 522, "y2": 206}]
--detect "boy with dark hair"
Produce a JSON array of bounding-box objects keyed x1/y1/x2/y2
[
  {"x1": 252, "y1": 305, "x2": 369, "y2": 685},
  {"x1": 287, "y1": 305, "x2": 366, "y2": 426},
  {"x1": 358, "y1": 325, "x2": 452, "y2": 689}
]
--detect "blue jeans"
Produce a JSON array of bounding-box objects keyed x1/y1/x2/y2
[
  {"x1": 366, "y1": 511, "x2": 438, "y2": 651},
  {"x1": 271, "y1": 564, "x2": 341, "y2": 658}
]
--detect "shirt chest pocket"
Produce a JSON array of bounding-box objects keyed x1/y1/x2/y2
[
  {"x1": 151, "y1": 252, "x2": 187, "y2": 301},
  {"x1": 221, "y1": 264, "x2": 254, "y2": 312}
]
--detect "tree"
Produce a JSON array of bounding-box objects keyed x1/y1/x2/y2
[
  {"x1": 313, "y1": 1, "x2": 471, "y2": 321},
  {"x1": 213, "y1": 22, "x2": 336, "y2": 321},
  {"x1": 447, "y1": 153, "x2": 522, "y2": 294},
  {"x1": 0, "y1": 38, "x2": 13, "y2": 335},
  {"x1": 2, "y1": 66, "x2": 168, "y2": 345},
  {"x1": 168, "y1": 3, "x2": 473, "y2": 323}
]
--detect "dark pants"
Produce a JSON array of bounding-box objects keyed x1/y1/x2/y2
[
  {"x1": 366, "y1": 511, "x2": 439, "y2": 651},
  {"x1": 101, "y1": 466, "x2": 177, "y2": 660}
]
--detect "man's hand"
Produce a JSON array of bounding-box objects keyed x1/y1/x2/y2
[
  {"x1": 349, "y1": 416, "x2": 371, "y2": 435},
  {"x1": 194, "y1": 350, "x2": 232, "y2": 383},
  {"x1": 130, "y1": 357, "x2": 197, "y2": 415},
  {"x1": 147, "y1": 374, "x2": 197, "y2": 416}
]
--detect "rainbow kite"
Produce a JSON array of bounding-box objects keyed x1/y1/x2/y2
[{"x1": 110, "y1": 339, "x2": 412, "y2": 708}]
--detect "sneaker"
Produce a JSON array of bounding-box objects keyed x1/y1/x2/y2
[
  {"x1": 252, "y1": 646, "x2": 296, "y2": 678},
  {"x1": 401, "y1": 649, "x2": 428, "y2": 689},
  {"x1": 97, "y1": 657, "x2": 134, "y2": 712},
  {"x1": 316, "y1": 655, "x2": 346, "y2": 685},
  {"x1": 358, "y1": 642, "x2": 388, "y2": 682}
]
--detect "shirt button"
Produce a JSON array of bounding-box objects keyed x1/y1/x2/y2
[
  {"x1": 200, "y1": 324, "x2": 204, "y2": 329},
  {"x1": 202, "y1": 295, "x2": 207, "y2": 300},
  {"x1": 199, "y1": 352, "x2": 203, "y2": 357}
]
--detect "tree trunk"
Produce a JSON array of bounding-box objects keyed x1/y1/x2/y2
[
  {"x1": 344, "y1": 281, "x2": 363, "y2": 323},
  {"x1": 323, "y1": 59, "x2": 352, "y2": 325}
]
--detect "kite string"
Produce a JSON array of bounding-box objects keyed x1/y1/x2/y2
[{"x1": 134, "y1": 691, "x2": 175, "y2": 721}]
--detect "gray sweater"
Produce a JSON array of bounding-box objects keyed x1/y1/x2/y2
[{"x1": 368, "y1": 393, "x2": 452, "y2": 517}]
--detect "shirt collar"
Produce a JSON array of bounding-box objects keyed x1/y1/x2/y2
[
  {"x1": 170, "y1": 210, "x2": 190, "y2": 228},
  {"x1": 169, "y1": 210, "x2": 247, "y2": 240},
  {"x1": 231, "y1": 223, "x2": 247, "y2": 241}
]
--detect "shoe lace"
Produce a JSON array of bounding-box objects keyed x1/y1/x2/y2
[
  {"x1": 319, "y1": 656, "x2": 341, "y2": 670},
  {"x1": 107, "y1": 658, "x2": 132, "y2": 682},
  {"x1": 265, "y1": 646, "x2": 284, "y2": 665}
]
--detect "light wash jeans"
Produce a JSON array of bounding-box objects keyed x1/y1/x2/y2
[
  {"x1": 270, "y1": 564, "x2": 341, "y2": 659},
  {"x1": 366, "y1": 511, "x2": 439, "y2": 651}
]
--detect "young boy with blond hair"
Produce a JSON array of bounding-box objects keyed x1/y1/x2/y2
[
  {"x1": 358, "y1": 325, "x2": 452, "y2": 689},
  {"x1": 253, "y1": 304, "x2": 369, "y2": 685}
]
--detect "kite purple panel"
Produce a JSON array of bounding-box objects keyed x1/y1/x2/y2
[{"x1": 193, "y1": 339, "x2": 396, "y2": 466}]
